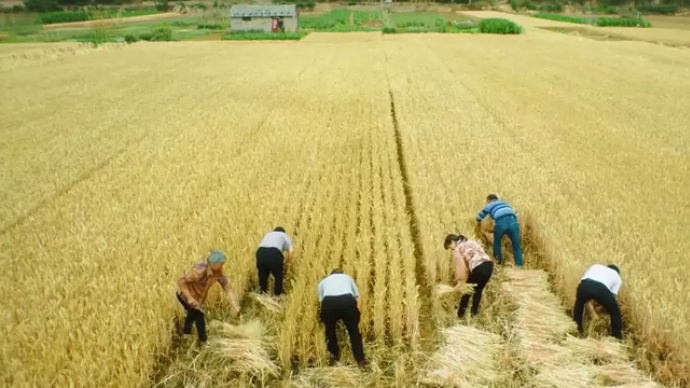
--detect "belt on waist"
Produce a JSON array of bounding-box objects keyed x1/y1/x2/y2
[
  {"x1": 495, "y1": 214, "x2": 516, "y2": 221},
  {"x1": 322, "y1": 293, "x2": 355, "y2": 300}
]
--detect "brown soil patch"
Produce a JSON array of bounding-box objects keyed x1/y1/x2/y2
[
  {"x1": 539, "y1": 26, "x2": 630, "y2": 42},
  {"x1": 185, "y1": 31, "x2": 225, "y2": 41},
  {"x1": 539, "y1": 26, "x2": 690, "y2": 47},
  {"x1": 362, "y1": 20, "x2": 383, "y2": 28},
  {"x1": 645, "y1": 15, "x2": 690, "y2": 31}
]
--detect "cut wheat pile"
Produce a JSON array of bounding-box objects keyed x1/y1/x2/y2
[
  {"x1": 503, "y1": 269, "x2": 577, "y2": 353},
  {"x1": 419, "y1": 325, "x2": 504, "y2": 387},
  {"x1": 289, "y1": 366, "x2": 363, "y2": 388},
  {"x1": 208, "y1": 319, "x2": 280, "y2": 377},
  {"x1": 249, "y1": 292, "x2": 284, "y2": 314},
  {"x1": 503, "y1": 269, "x2": 661, "y2": 387}
]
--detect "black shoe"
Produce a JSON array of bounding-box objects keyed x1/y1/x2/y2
[{"x1": 328, "y1": 356, "x2": 339, "y2": 366}]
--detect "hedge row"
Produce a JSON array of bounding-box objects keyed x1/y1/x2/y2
[
  {"x1": 38, "y1": 9, "x2": 157, "y2": 24},
  {"x1": 479, "y1": 18, "x2": 523, "y2": 34}
]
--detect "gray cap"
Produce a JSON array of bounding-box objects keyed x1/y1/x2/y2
[{"x1": 207, "y1": 250, "x2": 226, "y2": 265}]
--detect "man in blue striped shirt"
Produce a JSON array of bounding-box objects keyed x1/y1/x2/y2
[{"x1": 476, "y1": 194, "x2": 523, "y2": 266}]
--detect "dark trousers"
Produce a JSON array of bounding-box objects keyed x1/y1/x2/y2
[
  {"x1": 494, "y1": 216, "x2": 523, "y2": 266},
  {"x1": 320, "y1": 295, "x2": 365, "y2": 363},
  {"x1": 458, "y1": 261, "x2": 494, "y2": 317},
  {"x1": 573, "y1": 279, "x2": 623, "y2": 339},
  {"x1": 256, "y1": 247, "x2": 284, "y2": 295},
  {"x1": 177, "y1": 293, "x2": 207, "y2": 342}
]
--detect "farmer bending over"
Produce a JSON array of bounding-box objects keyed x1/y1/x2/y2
[
  {"x1": 444, "y1": 234, "x2": 494, "y2": 318},
  {"x1": 256, "y1": 226, "x2": 294, "y2": 296},
  {"x1": 476, "y1": 194, "x2": 523, "y2": 267},
  {"x1": 318, "y1": 269, "x2": 367, "y2": 369},
  {"x1": 573, "y1": 264, "x2": 623, "y2": 339},
  {"x1": 177, "y1": 250, "x2": 240, "y2": 344}
]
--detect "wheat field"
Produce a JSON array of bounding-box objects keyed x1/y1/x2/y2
[{"x1": 1, "y1": 22, "x2": 689, "y2": 388}]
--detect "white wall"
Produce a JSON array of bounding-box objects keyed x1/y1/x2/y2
[{"x1": 230, "y1": 17, "x2": 298, "y2": 33}]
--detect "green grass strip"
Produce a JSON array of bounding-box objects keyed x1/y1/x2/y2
[
  {"x1": 38, "y1": 9, "x2": 159, "y2": 25},
  {"x1": 221, "y1": 31, "x2": 306, "y2": 41},
  {"x1": 533, "y1": 13, "x2": 651, "y2": 28}
]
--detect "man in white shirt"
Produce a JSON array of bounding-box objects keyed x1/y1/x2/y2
[
  {"x1": 256, "y1": 227, "x2": 294, "y2": 296},
  {"x1": 573, "y1": 264, "x2": 623, "y2": 339},
  {"x1": 318, "y1": 269, "x2": 367, "y2": 368}
]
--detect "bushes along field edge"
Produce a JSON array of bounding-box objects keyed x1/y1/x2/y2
[{"x1": 479, "y1": 18, "x2": 523, "y2": 34}]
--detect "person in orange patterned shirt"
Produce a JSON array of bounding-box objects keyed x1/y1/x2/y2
[
  {"x1": 444, "y1": 234, "x2": 495, "y2": 318},
  {"x1": 177, "y1": 250, "x2": 240, "y2": 344}
]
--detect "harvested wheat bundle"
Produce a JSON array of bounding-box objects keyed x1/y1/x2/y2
[
  {"x1": 590, "y1": 362, "x2": 661, "y2": 387},
  {"x1": 210, "y1": 319, "x2": 264, "y2": 340},
  {"x1": 516, "y1": 340, "x2": 575, "y2": 367},
  {"x1": 502, "y1": 269, "x2": 664, "y2": 388},
  {"x1": 289, "y1": 366, "x2": 362, "y2": 388},
  {"x1": 212, "y1": 338, "x2": 280, "y2": 376},
  {"x1": 562, "y1": 336, "x2": 630, "y2": 365},
  {"x1": 436, "y1": 284, "x2": 456, "y2": 295},
  {"x1": 503, "y1": 269, "x2": 592, "y2": 387},
  {"x1": 532, "y1": 365, "x2": 594, "y2": 388},
  {"x1": 250, "y1": 292, "x2": 284, "y2": 313},
  {"x1": 208, "y1": 320, "x2": 280, "y2": 377},
  {"x1": 419, "y1": 325, "x2": 503, "y2": 387},
  {"x1": 435, "y1": 283, "x2": 475, "y2": 296},
  {"x1": 511, "y1": 300, "x2": 576, "y2": 340},
  {"x1": 503, "y1": 269, "x2": 577, "y2": 342}
]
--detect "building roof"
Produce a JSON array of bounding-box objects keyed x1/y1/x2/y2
[{"x1": 229, "y1": 4, "x2": 297, "y2": 17}]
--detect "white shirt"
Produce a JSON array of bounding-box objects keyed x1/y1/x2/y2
[
  {"x1": 258, "y1": 231, "x2": 293, "y2": 251},
  {"x1": 582, "y1": 264, "x2": 622, "y2": 295},
  {"x1": 317, "y1": 273, "x2": 360, "y2": 302}
]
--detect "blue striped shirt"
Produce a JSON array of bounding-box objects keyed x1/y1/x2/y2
[{"x1": 477, "y1": 201, "x2": 516, "y2": 222}]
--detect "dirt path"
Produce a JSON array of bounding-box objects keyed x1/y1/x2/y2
[{"x1": 42, "y1": 12, "x2": 181, "y2": 30}]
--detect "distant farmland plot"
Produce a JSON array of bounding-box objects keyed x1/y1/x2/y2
[
  {"x1": 645, "y1": 14, "x2": 690, "y2": 30},
  {"x1": 1, "y1": 23, "x2": 689, "y2": 388}
]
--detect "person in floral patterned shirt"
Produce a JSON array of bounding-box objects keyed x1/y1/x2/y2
[{"x1": 444, "y1": 234, "x2": 495, "y2": 318}]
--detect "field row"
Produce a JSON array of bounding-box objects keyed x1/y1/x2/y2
[
  {"x1": 386, "y1": 31, "x2": 690, "y2": 385},
  {"x1": 0, "y1": 40, "x2": 427, "y2": 387}
]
